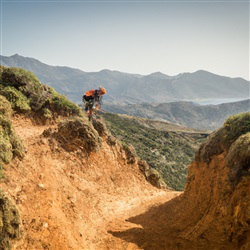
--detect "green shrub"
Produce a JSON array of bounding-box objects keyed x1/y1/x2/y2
[
  {"x1": 224, "y1": 112, "x2": 250, "y2": 145},
  {"x1": 49, "y1": 88, "x2": 82, "y2": 116},
  {"x1": 0, "y1": 130, "x2": 13, "y2": 164},
  {"x1": 0, "y1": 95, "x2": 12, "y2": 118},
  {"x1": 41, "y1": 108, "x2": 52, "y2": 119},
  {"x1": 0, "y1": 65, "x2": 4, "y2": 79},
  {"x1": 1, "y1": 67, "x2": 41, "y2": 89},
  {"x1": 1, "y1": 67, "x2": 48, "y2": 111},
  {"x1": 0, "y1": 114, "x2": 25, "y2": 168},
  {"x1": 197, "y1": 112, "x2": 250, "y2": 163},
  {"x1": 0, "y1": 66, "x2": 83, "y2": 120},
  {"x1": 0, "y1": 86, "x2": 31, "y2": 113},
  {"x1": 0, "y1": 189, "x2": 22, "y2": 249}
]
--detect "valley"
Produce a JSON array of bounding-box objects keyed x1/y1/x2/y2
[
  {"x1": 103, "y1": 99, "x2": 250, "y2": 131},
  {"x1": 104, "y1": 113, "x2": 209, "y2": 190}
]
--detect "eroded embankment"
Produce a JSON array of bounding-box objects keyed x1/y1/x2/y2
[
  {"x1": 2, "y1": 111, "x2": 249, "y2": 250},
  {"x1": 1, "y1": 116, "x2": 177, "y2": 250},
  {"x1": 106, "y1": 112, "x2": 250, "y2": 250}
]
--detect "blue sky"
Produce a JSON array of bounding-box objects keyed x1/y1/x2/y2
[{"x1": 1, "y1": 0, "x2": 249, "y2": 80}]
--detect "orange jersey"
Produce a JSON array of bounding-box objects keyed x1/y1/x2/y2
[{"x1": 84, "y1": 89, "x2": 96, "y2": 97}]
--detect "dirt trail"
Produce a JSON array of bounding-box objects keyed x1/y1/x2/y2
[
  {"x1": 1, "y1": 116, "x2": 181, "y2": 249},
  {"x1": 97, "y1": 191, "x2": 181, "y2": 250}
]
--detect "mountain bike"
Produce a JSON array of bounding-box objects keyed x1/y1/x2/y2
[{"x1": 83, "y1": 101, "x2": 103, "y2": 121}]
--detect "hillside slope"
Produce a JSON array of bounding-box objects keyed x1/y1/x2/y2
[
  {"x1": 104, "y1": 99, "x2": 250, "y2": 130},
  {"x1": 1, "y1": 116, "x2": 175, "y2": 249},
  {"x1": 104, "y1": 113, "x2": 208, "y2": 191},
  {"x1": 2, "y1": 113, "x2": 249, "y2": 250},
  {"x1": 106, "y1": 112, "x2": 250, "y2": 250},
  {"x1": 0, "y1": 66, "x2": 177, "y2": 249}
]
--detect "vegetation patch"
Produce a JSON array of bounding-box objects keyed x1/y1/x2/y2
[
  {"x1": 0, "y1": 66, "x2": 83, "y2": 123},
  {"x1": 226, "y1": 132, "x2": 250, "y2": 184},
  {"x1": 0, "y1": 95, "x2": 12, "y2": 119},
  {"x1": 0, "y1": 66, "x2": 87, "y2": 178},
  {"x1": 104, "y1": 113, "x2": 207, "y2": 190},
  {"x1": 0, "y1": 115, "x2": 25, "y2": 166},
  {"x1": 48, "y1": 87, "x2": 82, "y2": 117},
  {"x1": 224, "y1": 112, "x2": 250, "y2": 145},
  {"x1": 0, "y1": 86, "x2": 31, "y2": 113},
  {"x1": 0, "y1": 96, "x2": 25, "y2": 176},
  {"x1": 197, "y1": 112, "x2": 250, "y2": 163},
  {"x1": 0, "y1": 189, "x2": 22, "y2": 250}
]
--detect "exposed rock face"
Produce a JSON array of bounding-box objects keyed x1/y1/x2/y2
[
  {"x1": 43, "y1": 118, "x2": 101, "y2": 153},
  {"x1": 106, "y1": 112, "x2": 250, "y2": 250},
  {"x1": 183, "y1": 112, "x2": 250, "y2": 249},
  {"x1": 0, "y1": 115, "x2": 168, "y2": 249},
  {"x1": 92, "y1": 116, "x2": 168, "y2": 189}
]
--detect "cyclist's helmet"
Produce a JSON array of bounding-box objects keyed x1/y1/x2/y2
[{"x1": 99, "y1": 86, "x2": 106, "y2": 95}]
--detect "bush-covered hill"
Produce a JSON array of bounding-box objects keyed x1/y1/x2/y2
[
  {"x1": 103, "y1": 99, "x2": 250, "y2": 131},
  {"x1": 0, "y1": 66, "x2": 90, "y2": 249},
  {"x1": 104, "y1": 113, "x2": 209, "y2": 190},
  {"x1": 0, "y1": 66, "x2": 170, "y2": 249},
  {"x1": 0, "y1": 66, "x2": 86, "y2": 172},
  {"x1": 0, "y1": 66, "x2": 82, "y2": 121}
]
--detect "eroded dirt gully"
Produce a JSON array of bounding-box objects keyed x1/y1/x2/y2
[{"x1": 1, "y1": 116, "x2": 181, "y2": 250}]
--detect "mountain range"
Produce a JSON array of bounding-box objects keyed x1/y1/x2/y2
[{"x1": 1, "y1": 54, "x2": 249, "y2": 104}]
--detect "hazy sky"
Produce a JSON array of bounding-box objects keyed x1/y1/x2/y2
[{"x1": 1, "y1": 0, "x2": 249, "y2": 80}]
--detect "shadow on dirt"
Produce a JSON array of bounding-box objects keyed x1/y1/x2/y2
[{"x1": 108, "y1": 194, "x2": 226, "y2": 250}]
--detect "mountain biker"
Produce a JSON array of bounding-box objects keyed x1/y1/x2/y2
[{"x1": 82, "y1": 86, "x2": 106, "y2": 117}]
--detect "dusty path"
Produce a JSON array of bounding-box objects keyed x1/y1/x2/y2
[
  {"x1": 99, "y1": 191, "x2": 181, "y2": 250},
  {"x1": 1, "y1": 116, "x2": 181, "y2": 249}
]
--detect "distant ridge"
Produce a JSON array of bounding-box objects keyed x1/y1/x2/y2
[
  {"x1": 1, "y1": 54, "x2": 249, "y2": 104},
  {"x1": 104, "y1": 100, "x2": 250, "y2": 130}
]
